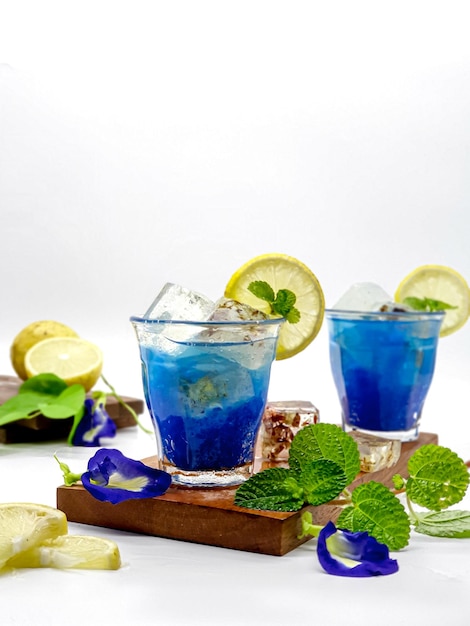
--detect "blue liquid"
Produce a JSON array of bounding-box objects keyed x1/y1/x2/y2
[
  {"x1": 140, "y1": 341, "x2": 276, "y2": 471},
  {"x1": 328, "y1": 316, "x2": 442, "y2": 434}
]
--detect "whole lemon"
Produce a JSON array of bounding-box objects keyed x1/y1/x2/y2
[{"x1": 10, "y1": 320, "x2": 79, "y2": 380}]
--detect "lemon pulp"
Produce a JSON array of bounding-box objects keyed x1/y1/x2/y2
[
  {"x1": 10, "y1": 320, "x2": 78, "y2": 380},
  {"x1": 24, "y1": 337, "x2": 103, "y2": 391},
  {"x1": 8, "y1": 534, "x2": 121, "y2": 570},
  {"x1": 0, "y1": 503, "x2": 68, "y2": 569}
]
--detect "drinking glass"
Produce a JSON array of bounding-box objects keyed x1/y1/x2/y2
[
  {"x1": 326, "y1": 310, "x2": 444, "y2": 441},
  {"x1": 131, "y1": 316, "x2": 283, "y2": 487}
]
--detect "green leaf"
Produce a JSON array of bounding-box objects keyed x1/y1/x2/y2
[
  {"x1": 403, "y1": 296, "x2": 457, "y2": 312},
  {"x1": 0, "y1": 393, "x2": 43, "y2": 426},
  {"x1": 407, "y1": 444, "x2": 469, "y2": 511},
  {"x1": 284, "y1": 306, "x2": 301, "y2": 324},
  {"x1": 234, "y1": 467, "x2": 304, "y2": 511},
  {"x1": 424, "y1": 298, "x2": 457, "y2": 311},
  {"x1": 299, "y1": 459, "x2": 348, "y2": 506},
  {"x1": 248, "y1": 281, "x2": 275, "y2": 303},
  {"x1": 19, "y1": 373, "x2": 68, "y2": 397},
  {"x1": 403, "y1": 297, "x2": 428, "y2": 311},
  {"x1": 413, "y1": 510, "x2": 470, "y2": 538},
  {"x1": 289, "y1": 423, "x2": 361, "y2": 486},
  {"x1": 272, "y1": 289, "x2": 296, "y2": 317},
  {"x1": 337, "y1": 481, "x2": 411, "y2": 551},
  {"x1": 38, "y1": 385, "x2": 86, "y2": 419}
]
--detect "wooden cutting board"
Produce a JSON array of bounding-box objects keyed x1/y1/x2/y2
[
  {"x1": 57, "y1": 431, "x2": 438, "y2": 556},
  {"x1": 0, "y1": 375, "x2": 144, "y2": 443}
]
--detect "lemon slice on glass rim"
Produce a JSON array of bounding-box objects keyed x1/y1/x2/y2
[
  {"x1": 24, "y1": 336, "x2": 103, "y2": 391},
  {"x1": 395, "y1": 264, "x2": 470, "y2": 337},
  {"x1": 225, "y1": 253, "x2": 325, "y2": 359}
]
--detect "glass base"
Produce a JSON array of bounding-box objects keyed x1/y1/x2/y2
[
  {"x1": 343, "y1": 422, "x2": 419, "y2": 443},
  {"x1": 164, "y1": 462, "x2": 253, "y2": 488}
]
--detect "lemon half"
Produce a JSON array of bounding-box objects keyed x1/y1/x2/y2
[
  {"x1": 225, "y1": 253, "x2": 325, "y2": 359},
  {"x1": 0, "y1": 503, "x2": 68, "y2": 569},
  {"x1": 24, "y1": 337, "x2": 103, "y2": 391},
  {"x1": 395, "y1": 264, "x2": 470, "y2": 337},
  {"x1": 10, "y1": 320, "x2": 78, "y2": 380}
]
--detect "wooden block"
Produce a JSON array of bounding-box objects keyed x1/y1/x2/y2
[
  {"x1": 0, "y1": 375, "x2": 144, "y2": 443},
  {"x1": 56, "y1": 432, "x2": 438, "y2": 556}
]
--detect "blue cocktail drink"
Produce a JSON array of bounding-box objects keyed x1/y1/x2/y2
[
  {"x1": 326, "y1": 310, "x2": 444, "y2": 441},
  {"x1": 131, "y1": 316, "x2": 283, "y2": 487}
]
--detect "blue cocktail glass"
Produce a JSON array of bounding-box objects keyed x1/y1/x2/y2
[
  {"x1": 326, "y1": 310, "x2": 444, "y2": 441},
  {"x1": 131, "y1": 316, "x2": 283, "y2": 487}
]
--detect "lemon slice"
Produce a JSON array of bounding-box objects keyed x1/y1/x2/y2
[
  {"x1": 7, "y1": 535, "x2": 121, "y2": 570},
  {"x1": 395, "y1": 264, "x2": 470, "y2": 337},
  {"x1": 225, "y1": 253, "x2": 325, "y2": 359},
  {"x1": 24, "y1": 337, "x2": 103, "y2": 391},
  {"x1": 0, "y1": 503, "x2": 68, "y2": 569},
  {"x1": 10, "y1": 320, "x2": 78, "y2": 381}
]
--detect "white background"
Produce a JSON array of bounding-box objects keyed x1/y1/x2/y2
[
  {"x1": 1, "y1": 4, "x2": 470, "y2": 625},
  {"x1": 1, "y1": 1, "x2": 469, "y2": 449}
]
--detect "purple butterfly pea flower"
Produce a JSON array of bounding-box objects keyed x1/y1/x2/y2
[
  {"x1": 72, "y1": 397, "x2": 117, "y2": 447},
  {"x1": 317, "y1": 521, "x2": 399, "y2": 577},
  {"x1": 81, "y1": 448, "x2": 172, "y2": 504}
]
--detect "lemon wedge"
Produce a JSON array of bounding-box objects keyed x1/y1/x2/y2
[
  {"x1": 395, "y1": 264, "x2": 470, "y2": 337},
  {"x1": 225, "y1": 253, "x2": 325, "y2": 359},
  {"x1": 10, "y1": 320, "x2": 78, "y2": 380},
  {"x1": 0, "y1": 503, "x2": 68, "y2": 569},
  {"x1": 24, "y1": 337, "x2": 103, "y2": 391},
  {"x1": 7, "y1": 534, "x2": 121, "y2": 570}
]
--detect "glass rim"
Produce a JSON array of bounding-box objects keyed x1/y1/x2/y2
[
  {"x1": 130, "y1": 315, "x2": 285, "y2": 327},
  {"x1": 325, "y1": 308, "x2": 445, "y2": 321}
]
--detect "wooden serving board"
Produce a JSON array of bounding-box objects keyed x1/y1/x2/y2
[
  {"x1": 57, "y1": 432, "x2": 438, "y2": 556},
  {"x1": 0, "y1": 375, "x2": 144, "y2": 443}
]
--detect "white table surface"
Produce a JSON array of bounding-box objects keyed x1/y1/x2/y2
[{"x1": 1, "y1": 367, "x2": 470, "y2": 626}]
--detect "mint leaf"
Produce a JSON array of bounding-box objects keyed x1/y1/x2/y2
[
  {"x1": 271, "y1": 289, "x2": 301, "y2": 324},
  {"x1": 38, "y1": 384, "x2": 86, "y2": 419},
  {"x1": 234, "y1": 467, "x2": 304, "y2": 511},
  {"x1": 248, "y1": 281, "x2": 275, "y2": 303},
  {"x1": 424, "y1": 298, "x2": 457, "y2": 311},
  {"x1": 284, "y1": 306, "x2": 301, "y2": 324},
  {"x1": 19, "y1": 373, "x2": 68, "y2": 397},
  {"x1": 289, "y1": 423, "x2": 360, "y2": 486},
  {"x1": 300, "y1": 459, "x2": 348, "y2": 505},
  {"x1": 403, "y1": 296, "x2": 457, "y2": 312},
  {"x1": 413, "y1": 510, "x2": 470, "y2": 538},
  {"x1": 407, "y1": 444, "x2": 469, "y2": 511},
  {"x1": 403, "y1": 297, "x2": 428, "y2": 311},
  {"x1": 272, "y1": 289, "x2": 295, "y2": 315},
  {"x1": 337, "y1": 481, "x2": 411, "y2": 550},
  {"x1": 247, "y1": 281, "x2": 302, "y2": 323}
]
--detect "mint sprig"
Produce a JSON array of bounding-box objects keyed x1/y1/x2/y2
[
  {"x1": 336, "y1": 481, "x2": 411, "y2": 551},
  {"x1": 235, "y1": 423, "x2": 470, "y2": 550},
  {"x1": 403, "y1": 296, "x2": 457, "y2": 312},
  {"x1": 248, "y1": 280, "x2": 301, "y2": 323}
]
